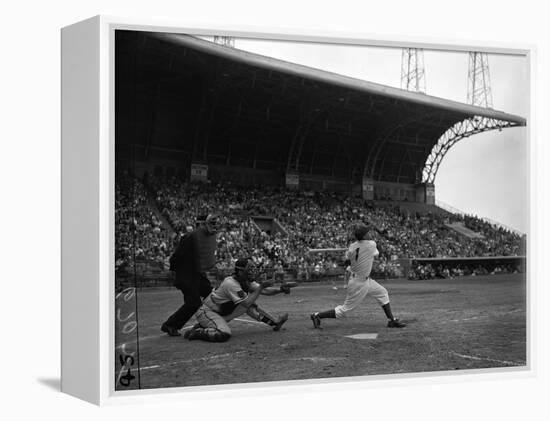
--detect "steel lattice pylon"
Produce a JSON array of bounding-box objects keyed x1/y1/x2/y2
[
  {"x1": 421, "y1": 52, "x2": 513, "y2": 183},
  {"x1": 467, "y1": 52, "x2": 493, "y2": 108},
  {"x1": 401, "y1": 48, "x2": 426, "y2": 93},
  {"x1": 213, "y1": 36, "x2": 235, "y2": 48}
]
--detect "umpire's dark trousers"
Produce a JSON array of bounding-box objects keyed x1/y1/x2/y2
[{"x1": 164, "y1": 272, "x2": 213, "y2": 329}]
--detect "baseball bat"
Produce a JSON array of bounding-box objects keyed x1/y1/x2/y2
[{"x1": 308, "y1": 248, "x2": 347, "y2": 253}]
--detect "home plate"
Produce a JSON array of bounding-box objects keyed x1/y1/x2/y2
[{"x1": 345, "y1": 333, "x2": 378, "y2": 340}]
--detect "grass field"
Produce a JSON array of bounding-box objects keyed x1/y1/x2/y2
[{"x1": 115, "y1": 273, "x2": 526, "y2": 391}]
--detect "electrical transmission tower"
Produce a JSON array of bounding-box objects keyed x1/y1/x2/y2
[
  {"x1": 213, "y1": 35, "x2": 235, "y2": 48},
  {"x1": 467, "y1": 52, "x2": 493, "y2": 108},
  {"x1": 400, "y1": 48, "x2": 426, "y2": 93}
]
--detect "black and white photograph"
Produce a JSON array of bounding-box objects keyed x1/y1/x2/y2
[
  {"x1": 4, "y1": 0, "x2": 549, "y2": 418},
  {"x1": 114, "y1": 29, "x2": 528, "y2": 391}
]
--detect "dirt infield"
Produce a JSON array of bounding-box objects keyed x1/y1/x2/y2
[{"x1": 115, "y1": 273, "x2": 526, "y2": 391}]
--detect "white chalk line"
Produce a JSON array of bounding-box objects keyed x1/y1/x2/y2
[
  {"x1": 140, "y1": 351, "x2": 247, "y2": 371},
  {"x1": 233, "y1": 318, "x2": 264, "y2": 325},
  {"x1": 345, "y1": 333, "x2": 378, "y2": 340},
  {"x1": 450, "y1": 352, "x2": 524, "y2": 366},
  {"x1": 116, "y1": 318, "x2": 265, "y2": 350},
  {"x1": 296, "y1": 357, "x2": 347, "y2": 363},
  {"x1": 449, "y1": 308, "x2": 523, "y2": 323},
  {"x1": 115, "y1": 329, "x2": 193, "y2": 349},
  {"x1": 131, "y1": 320, "x2": 264, "y2": 370}
]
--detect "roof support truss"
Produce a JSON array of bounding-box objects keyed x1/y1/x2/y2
[
  {"x1": 422, "y1": 116, "x2": 520, "y2": 183},
  {"x1": 286, "y1": 101, "x2": 321, "y2": 172},
  {"x1": 363, "y1": 115, "x2": 422, "y2": 180}
]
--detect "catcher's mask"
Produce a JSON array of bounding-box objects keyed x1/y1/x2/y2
[
  {"x1": 234, "y1": 258, "x2": 249, "y2": 272},
  {"x1": 235, "y1": 257, "x2": 259, "y2": 280}
]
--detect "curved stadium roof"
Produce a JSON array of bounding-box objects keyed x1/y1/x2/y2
[{"x1": 115, "y1": 30, "x2": 526, "y2": 184}]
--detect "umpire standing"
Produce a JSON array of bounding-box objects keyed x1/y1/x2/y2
[{"x1": 161, "y1": 214, "x2": 220, "y2": 336}]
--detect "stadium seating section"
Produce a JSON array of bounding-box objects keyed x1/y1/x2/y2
[{"x1": 116, "y1": 171, "x2": 525, "y2": 284}]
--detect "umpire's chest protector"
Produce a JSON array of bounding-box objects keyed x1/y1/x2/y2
[{"x1": 194, "y1": 229, "x2": 217, "y2": 272}]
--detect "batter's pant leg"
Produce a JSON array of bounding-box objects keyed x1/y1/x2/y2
[
  {"x1": 334, "y1": 276, "x2": 370, "y2": 319},
  {"x1": 366, "y1": 278, "x2": 390, "y2": 306}
]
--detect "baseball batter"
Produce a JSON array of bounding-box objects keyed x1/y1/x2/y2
[
  {"x1": 310, "y1": 223, "x2": 406, "y2": 329},
  {"x1": 184, "y1": 258, "x2": 290, "y2": 342}
]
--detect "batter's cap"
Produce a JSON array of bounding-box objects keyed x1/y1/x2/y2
[{"x1": 354, "y1": 223, "x2": 369, "y2": 240}]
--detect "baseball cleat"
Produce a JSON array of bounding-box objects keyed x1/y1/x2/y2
[
  {"x1": 387, "y1": 319, "x2": 406, "y2": 328},
  {"x1": 310, "y1": 313, "x2": 322, "y2": 329},
  {"x1": 161, "y1": 322, "x2": 181, "y2": 336},
  {"x1": 273, "y1": 313, "x2": 289, "y2": 331}
]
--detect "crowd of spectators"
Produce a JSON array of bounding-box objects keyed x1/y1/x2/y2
[
  {"x1": 116, "y1": 173, "x2": 525, "y2": 282},
  {"x1": 115, "y1": 171, "x2": 171, "y2": 274},
  {"x1": 408, "y1": 262, "x2": 522, "y2": 280}
]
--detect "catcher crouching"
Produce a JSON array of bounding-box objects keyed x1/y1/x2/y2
[{"x1": 184, "y1": 258, "x2": 290, "y2": 342}]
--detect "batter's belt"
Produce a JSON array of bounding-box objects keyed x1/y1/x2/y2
[{"x1": 351, "y1": 272, "x2": 372, "y2": 280}]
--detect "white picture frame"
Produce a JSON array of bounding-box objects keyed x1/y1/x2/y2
[{"x1": 61, "y1": 15, "x2": 534, "y2": 406}]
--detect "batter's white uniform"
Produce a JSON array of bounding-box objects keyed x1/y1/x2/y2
[{"x1": 334, "y1": 240, "x2": 390, "y2": 318}]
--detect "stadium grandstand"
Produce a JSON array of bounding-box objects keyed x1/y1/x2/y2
[{"x1": 114, "y1": 30, "x2": 526, "y2": 288}]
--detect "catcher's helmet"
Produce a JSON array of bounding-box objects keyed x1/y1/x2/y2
[
  {"x1": 353, "y1": 223, "x2": 369, "y2": 241},
  {"x1": 234, "y1": 257, "x2": 250, "y2": 271},
  {"x1": 234, "y1": 258, "x2": 255, "y2": 283}
]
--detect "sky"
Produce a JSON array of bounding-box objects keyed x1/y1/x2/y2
[{"x1": 224, "y1": 37, "x2": 529, "y2": 233}]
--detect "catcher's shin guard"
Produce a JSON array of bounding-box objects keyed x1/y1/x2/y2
[
  {"x1": 272, "y1": 313, "x2": 288, "y2": 331},
  {"x1": 248, "y1": 305, "x2": 289, "y2": 331},
  {"x1": 248, "y1": 305, "x2": 280, "y2": 329}
]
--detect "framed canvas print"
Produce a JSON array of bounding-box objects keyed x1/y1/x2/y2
[{"x1": 61, "y1": 15, "x2": 532, "y2": 405}]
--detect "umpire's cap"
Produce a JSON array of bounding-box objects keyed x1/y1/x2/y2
[
  {"x1": 354, "y1": 223, "x2": 369, "y2": 241},
  {"x1": 196, "y1": 214, "x2": 208, "y2": 223},
  {"x1": 204, "y1": 213, "x2": 221, "y2": 233}
]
